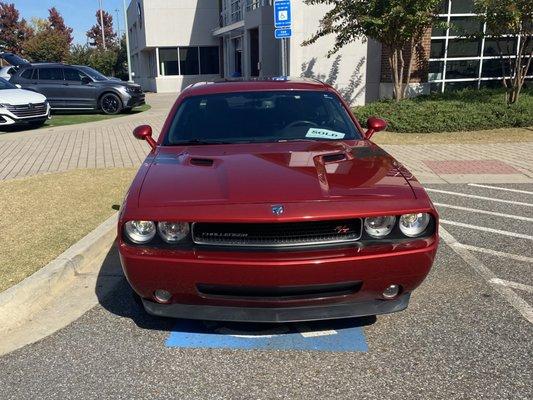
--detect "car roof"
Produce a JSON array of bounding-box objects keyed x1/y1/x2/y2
[
  {"x1": 27, "y1": 62, "x2": 65, "y2": 67},
  {"x1": 182, "y1": 77, "x2": 330, "y2": 97}
]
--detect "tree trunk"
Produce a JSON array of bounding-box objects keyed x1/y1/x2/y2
[
  {"x1": 403, "y1": 37, "x2": 416, "y2": 99},
  {"x1": 500, "y1": 36, "x2": 532, "y2": 105},
  {"x1": 388, "y1": 47, "x2": 405, "y2": 102}
]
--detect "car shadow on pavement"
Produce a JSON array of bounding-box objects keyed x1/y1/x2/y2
[
  {"x1": 95, "y1": 243, "x2": 377, "y2": 336},
  {"x1": 0, "y1": 124, "x2": 43, "y2": 133},
  {"x1": 95, "y1": 243, "x2": 176, "y2": 332}
]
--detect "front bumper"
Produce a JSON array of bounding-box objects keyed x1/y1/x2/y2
[
  {"x1": 0, "y1": 104, "x2": 51, "y2": 126},
  {"x1": 142, "y1": 293, "x2": 411, "y2": 323},
  {"x1": 122, "y1": 92, "x2": 145, "y2": 108},
  {"x1": 120, "y1": 237, "x2": 437, "y2": 322}
]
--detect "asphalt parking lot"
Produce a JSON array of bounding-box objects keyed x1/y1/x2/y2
[{"x1": 0, "y1": 183, "x2": 531, "y2": 400}]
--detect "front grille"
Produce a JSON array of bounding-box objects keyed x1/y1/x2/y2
[
  {"x1": 6, "y1": 103, "x2": 47, "y2": 118},
  {"x1": 192, "y1": 219, "x2": 363, "y2": 248},
  {"x1": 197, "y1": 281, "x2": 362, "y2": 300}
]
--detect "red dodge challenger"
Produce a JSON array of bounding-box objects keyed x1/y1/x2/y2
[{"x1": 118, "y1": 78, "x2": 439, "y2": 323}]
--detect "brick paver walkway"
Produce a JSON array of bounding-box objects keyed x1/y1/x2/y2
[
  {"x1": 1, "y1": 93, "x2": 532, "y2": 184},
  {"x1": 0, "y1": 93, "x2": 174, "y2": 180}
]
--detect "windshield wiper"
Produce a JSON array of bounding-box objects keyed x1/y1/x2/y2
[
  {"x1": 170, "y1": 139, "x2": 233, "y2": 146},
  {"x1": 277, "y1": 138, "x2": 321, "y2": 142}
]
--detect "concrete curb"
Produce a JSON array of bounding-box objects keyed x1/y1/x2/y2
[{"x1": 0, "y1": 213, "x2": 118, "y2": 332}]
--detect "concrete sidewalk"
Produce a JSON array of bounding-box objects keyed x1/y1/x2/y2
[{"x1": 1, "y1": 93, "x2": 531, "y2": 183}]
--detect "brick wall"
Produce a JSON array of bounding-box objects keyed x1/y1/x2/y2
[{"x1": 380, "y1": 28, "x2": 432, "y2": 83}]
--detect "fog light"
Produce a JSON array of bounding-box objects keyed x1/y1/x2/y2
[
  {"x1": 382, "y1": 284, "x2": 400, "y2": 299},
  {"x1": 154, "y1": 289, "x2": 172, "y2": 304}
]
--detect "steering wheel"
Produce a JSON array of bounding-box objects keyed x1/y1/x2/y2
[{"x1": 285, "y1": 120, "x2": 319, "y2": 129}]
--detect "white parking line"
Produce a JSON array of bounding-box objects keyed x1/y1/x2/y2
[
  {"x1": 468, "y1": 183, "x2": 533, "y2": 196},
  {"x1": 440, "y1": 219, "x2": 533, "y2": 241},
  {"x1": 455, "y1": 243, "x2": 533, "y2": 264},
  {"x1": 440, "y1": 227, "x2": 533, "y2": 324},
  {"x1": 298, "y1": 328, "x2": 338, "y2": 338},
  {"x1": 434, "y1": 203, "x2": 533, "y2": 223},
  {"x1": 426, "y1": 188, "x2": 533, "y2": 207},
  {"x1": 489, "y1": 279, "x2": 533, "y2": 294},
  {"x1": 297, "y1": 324, "x2": 338, "y2": 337}
]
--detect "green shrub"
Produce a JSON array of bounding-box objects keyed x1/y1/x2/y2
[{"x1": 354, "y1": 89, "x2": 533, "y2": 133}]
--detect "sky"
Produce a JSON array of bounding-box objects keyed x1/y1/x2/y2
[{"x1": 14, "y1": 0, "x2": 129, "y2": 45}]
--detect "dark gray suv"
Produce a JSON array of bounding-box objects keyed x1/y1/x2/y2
[{"x1": 5, "y1": 55, "x2": 145, "y2": 115}]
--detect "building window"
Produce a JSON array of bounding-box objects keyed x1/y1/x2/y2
[
  {"x1": 429, "y1": 0, "x2": 532, "y2": 92},
  {"x1": 179, "y1": 47, "x2": 200, "y2": 75},
  {"x1": 200, "y1": 47, "x2": 220, "y2": 74},
  {"x1": 159, "y1": 48, "x2": 179, "y2": 76},
  {"x1": 158, "y1": 47, "x2": 220, "y2": 76}
]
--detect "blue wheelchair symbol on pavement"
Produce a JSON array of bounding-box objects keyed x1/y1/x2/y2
[{"x1": 166, "y1": 319, "x2": 369, "y2": 352}]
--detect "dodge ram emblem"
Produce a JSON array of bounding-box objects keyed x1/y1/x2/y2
[{"x1": 271, "y1": 205, "x2": 284, "y2": 216}]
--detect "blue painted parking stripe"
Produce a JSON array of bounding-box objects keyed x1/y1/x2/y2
[{"x1": 165, "y1": 320, "x2": 368, "y2": 352}]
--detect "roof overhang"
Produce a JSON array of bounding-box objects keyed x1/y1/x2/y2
[{"x1": 213, "y1": 21, "x2": 245, "y2": 37}]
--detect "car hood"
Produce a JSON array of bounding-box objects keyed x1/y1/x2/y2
[
  {"x1": 0, "y1": 89, "x2": 47, "y2": 105},
  {"x1": 138, "y1": 141, "x2": 415, "y2": 207}
]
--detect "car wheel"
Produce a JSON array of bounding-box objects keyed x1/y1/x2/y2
[{"x1": 100, "y1": 93, "x2": 123, "y2": 115}]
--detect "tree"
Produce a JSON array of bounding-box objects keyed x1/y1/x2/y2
[
  {"x1": 86, "y1": 10, "x2": 117, "y2": 49},
  {"x1": 67, "y1": 44, "x2": 93, "y2": 66},
  {"x1": 23, "y1": 17, "x2": 68, "y2": 62},
  {"x1": 68, "y1": 41, "x2": 126, "y2": 79},
  {"x1": 24, "y1": 29, "x2": 69, "y2": 62},
  {"x1": 0, "y1": 2, "x2": 33, "y2": 55},
  {"x1": 474, "y1": 0, "x2": 533, "y2": 104},
  {"x1": 114, "y1": 35, "x2": 129, "y2": 80},
  {"x1": 30, "y1": 17, "x2": 50, "y2": 34},
  {"x1": 302, "y1": 0, "x2": 442, "y2": 101},
  {"x1": 48, "y1": 7, "x2": 73, "y2": 46},
  {"x1": 88, "y1": 49, "x2": 118, "y2": 76}
]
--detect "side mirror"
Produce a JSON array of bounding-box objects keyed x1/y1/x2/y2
[
  {"x1": 15, "y1": 84, "x2": 21, "y2": 89},
  {"x1": 365, "y1": 117, "x2": 387, "y2": 139},
  {"x1": 133, "y1": 125, "x2": 157, "y2": 151},
  {"x1": 81, "y1": 76, "x2": 92, "y2": 85}
]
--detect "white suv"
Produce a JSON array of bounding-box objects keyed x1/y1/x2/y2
[{"x1": 0, "y1": 77, "x2": 50, "y2": 128}]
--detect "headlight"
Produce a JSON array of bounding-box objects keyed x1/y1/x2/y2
[
  {"x1": 399, "y1": 213, "x2": 431, "y2": 237},
  {"x1": 364, "y1": 216, "x2": 396, "y2": 238},
  {"x1": 0, "y1": 103, "x2": 9, "y2": 108},
  {"x1": 124, "y1": 220, "x2": 156, "y2": 244},
  {"x1": 157, "y1": 221, "x2": 190, "y2": 243}
]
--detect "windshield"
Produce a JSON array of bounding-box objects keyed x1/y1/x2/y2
[
  {"x1": 0, "y1": 77, "x2": 16, "y2": 90},
  {"x1": 164, "y1": 90, "x2": 361, "y2": 145},
  {"x1": 78, "y1": 66, "x2": 108, "y2": 81}
]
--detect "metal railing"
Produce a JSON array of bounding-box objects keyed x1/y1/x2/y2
[
  {"x1": 245, "y1": 0, "x2": 273, "y2": 11},
  {"x1": 218, "y1": 0, "x2": 273, "y2": 27}
]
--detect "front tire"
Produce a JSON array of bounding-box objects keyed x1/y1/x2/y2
[{"x1": 100, "y1": 93, "x2": 123, "y2": 115}]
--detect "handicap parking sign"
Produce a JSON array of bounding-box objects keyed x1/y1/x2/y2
[
  {"x1": 165, "y1": 319, "x2": 369, "y2": 352},
  {"x1": 274, "y1": 0, "x2": 292, "y2": 28}
]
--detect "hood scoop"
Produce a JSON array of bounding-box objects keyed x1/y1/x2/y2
[
  {"x1": 322, "y1": 153, "x2": 347, "y2": 163},
  {"x1": 190, "y1": 158, "x2": 215, "y2": 167}
]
